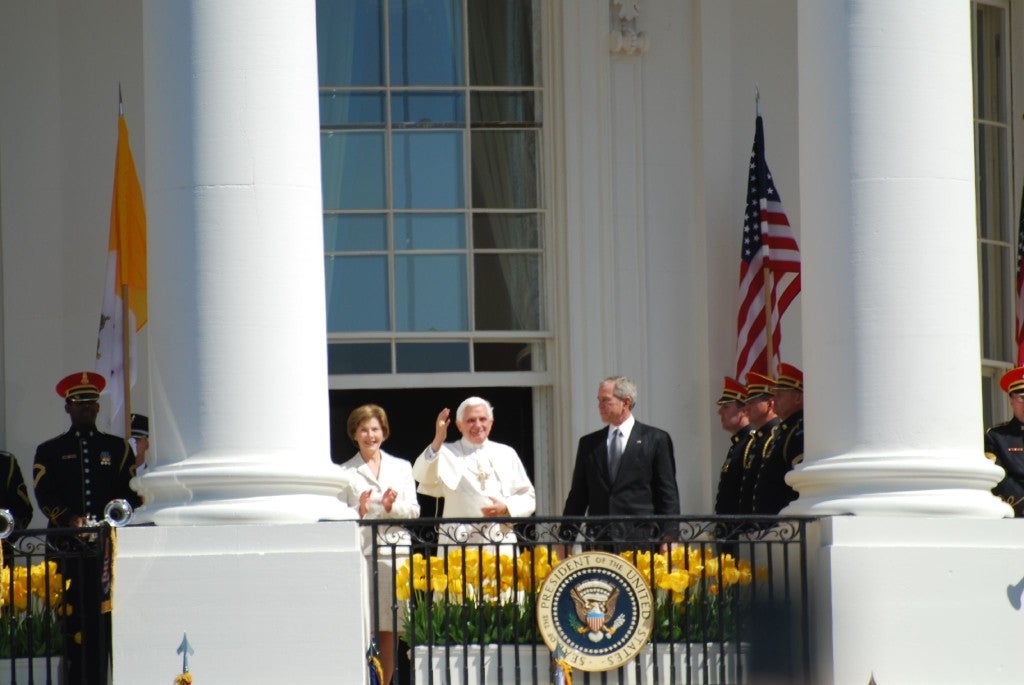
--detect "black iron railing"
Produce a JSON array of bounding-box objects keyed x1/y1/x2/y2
[
  {"x1": 1, "y1": 524, "x2": 112, "y2": 685},
  {"x1": 364, "y1": 515, "x2": 813, "y2": 685}
]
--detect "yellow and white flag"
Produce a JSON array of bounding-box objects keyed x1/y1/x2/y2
[{"x1": 96, "y1": 112, "x2": 147, "y2": 436}]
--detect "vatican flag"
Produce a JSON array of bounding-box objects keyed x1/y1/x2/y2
[{"x1": 96, "y1": 107, "x2": 147, "y2": 437}]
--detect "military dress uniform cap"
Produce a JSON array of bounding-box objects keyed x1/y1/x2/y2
[
  {"x1": 1000, "y1": 367, "x2": 1024, "y2": 395},
  {"x1": 745, "y1": 371, "x2": 776, "y2": 399},
  {"x1": 55, "y1": 371, "x2": 106, "y2": 403},
  {"x1": 717, "y1": 377, "x2": 747, "y2": 405},
  {"x1": 775, "y1": 363, "x2": 804, "y2": 392},
  {"x1": 130, "y1": 413, "x2": 149, "y2": 438}
]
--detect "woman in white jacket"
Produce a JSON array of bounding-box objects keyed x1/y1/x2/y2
[{"x1": 338, "y1": 404, "x2": 420, "y2": 685}]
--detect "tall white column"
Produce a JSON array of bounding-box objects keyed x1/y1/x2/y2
[
  {"x1": 788, "y1": 0, "x2": 1009, "y2": 517},
  {"x1": 136, "y1": 0, "x2": 353, "y2": 523}
]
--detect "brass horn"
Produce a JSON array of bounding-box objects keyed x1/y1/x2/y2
[
  {"x1": 103, "y1": 499, "x2": 134, "y2": 528},
  {"x1": 0, "y1": 508, "x2": 14, "y2": 539}
]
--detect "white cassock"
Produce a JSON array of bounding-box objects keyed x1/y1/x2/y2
[{"x1": 412, "y1": 438, "x2": 536, "y2": 554}]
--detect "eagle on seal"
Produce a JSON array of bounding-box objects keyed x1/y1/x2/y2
[{"x1": 570, "y1": 584, "x2": 620, "y2": 637}]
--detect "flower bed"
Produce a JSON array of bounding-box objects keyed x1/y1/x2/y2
[
  {"x1": 0, "y1": 561, "x2": 68, "y2": 658},
  {"x1": 395, "y1": 546, "x2": 763, "y2": 646}
]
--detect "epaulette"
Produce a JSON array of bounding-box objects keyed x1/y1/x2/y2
[{"x1": 986, "y1": 420, "x2": 1013, "y2": 434}]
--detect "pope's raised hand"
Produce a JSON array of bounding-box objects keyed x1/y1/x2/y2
[{"x1": 431, "y1": 408, "x2": 451, "y2": 452}]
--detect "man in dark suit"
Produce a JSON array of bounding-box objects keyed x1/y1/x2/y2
[{"x1": 561, "y1": 376, "x2": 680, "y2": 548}]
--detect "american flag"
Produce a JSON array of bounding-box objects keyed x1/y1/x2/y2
[
  {"x1": 734, "y1": 113, "x2": 801, "y2": 380},
  {"x1": 1016, "y1": 180, "x2": 1024, "y2": 365}
]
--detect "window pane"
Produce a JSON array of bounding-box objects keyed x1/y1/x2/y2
[
  {"x1": 317, "y1": 0, "x2": 384, "y2": 87},
  {"x1": 320, "y1": 92, "x2": 385, "y2": 128},
  {"x1": 325, "y1": 256, "x2": 390, "y2": 332},
  {"x1": 321, "y1": 132, "x2": 386, "y2": 209},
  {"x1": 468, "y1": 0, "x2": 538, "y2": 86},
  {"x1": 395, "y1": 214, "x2": 465, "y2": 250},
  {"x1": 397, "y1": 342, "x2": 469, "y2": 372},
  {"x1": 392, "y1": 92, "x2": 465, "y2": 128},
  {"x1": 390, "y1": 0, "x2": 464, "y2": 86},
  {"x1": 979, "y1": 243, "x2": 1010, "y2": 360},
  {"x1": 396, "y1": 254, "x2": 467, "y2": 331},
  {"x1": 324, "y1": 214, "x2": 387, "y2": 252},
  {"x1": 328, "y1": 343, "x2": 391, "y2": 374},
  {"x1": 474, "y1": 254, "x2": 540, "y2": 330},
  {"x1": 473, "y1": 213, "x2": 540, "y2": 249},
  {"x1": 393, "y1": 132, "x2": 464, "y2": 209},
  {"x1": 976, "y1": 124, "x2": 1008, "y2": 241},
  {"x1": 471, "y1": 131, "x2": 537, "y2": 208},
  {"x1": 474, "y1": 342, "x2": 539, "y2": 371},
  {"x1": 471, "y1": 92, "x2": 539, "y2": 127},
  {"x1": 974, "y1": 4, "x2": 1006, "y2": 122}
]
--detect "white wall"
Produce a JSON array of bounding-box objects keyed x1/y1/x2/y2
[{"x1": 0, "y1": 1, "x2": 147, "y2": 524}]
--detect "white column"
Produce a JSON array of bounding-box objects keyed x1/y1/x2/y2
[
  {"x1": 136, "y1": 0, "x2": 353, "y2": 524},
  {"x1": 788, "y1": 0, "x2": 1009, "y2": 517}
]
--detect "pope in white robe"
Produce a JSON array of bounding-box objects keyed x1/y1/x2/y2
[{"x1": 413, "y1": 396, "x2": 536, "y2": 553}]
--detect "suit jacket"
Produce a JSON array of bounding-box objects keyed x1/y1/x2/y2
[{"x1": 562, "y1": 421, "x2": 680, "y2": 521}]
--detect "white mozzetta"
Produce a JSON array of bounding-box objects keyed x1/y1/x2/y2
[
  {"x1": 136, "y1": 0, "x2": 354, "y2": 523},
  {"x1": 790, "y1": 0, "x2": 1009, "y2": 516}
]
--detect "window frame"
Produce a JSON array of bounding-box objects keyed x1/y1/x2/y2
[{"x1": 317, "y1": 0, "x2": 553, "y2": 387}]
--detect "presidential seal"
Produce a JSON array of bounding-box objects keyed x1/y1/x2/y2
[{"x1": 536, "y1": 551, "x2": 654, "y2": 672}]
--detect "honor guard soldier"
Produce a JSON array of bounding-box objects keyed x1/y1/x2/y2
[
  {"x1": 32, "y1": 371, "x2": 141, "y2": 685},
  {"x1": 738, "y1": 371, "x2": 781, "y2": 514},
  {"x1": 0, "y1": 450, "x2": 33, "y2": 566},
  {"x1": 0, "y1": 451, "x2": 33, "y2": 530},
  {"x1": 714, "y1": 377, "x2": 755, "y2": 515},
  {"x1": 984, "y1": 367, "x2": 1024, "y2": 516},
  {"x1": 753, "y1": 363, "x2": 804, "y2": 514},
  {"x1": 33, "y1": 371, "x2": 140, "y2": 527}
]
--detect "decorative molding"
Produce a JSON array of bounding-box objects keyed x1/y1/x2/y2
[{"x1": 609, "y1": 0, "x2": 648, "y2": 56}]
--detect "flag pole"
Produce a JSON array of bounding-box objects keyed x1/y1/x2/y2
[
  {"x1": 762, "y1": 266, "x2": 776, "y2": 377},
  {"x1": 121, "y1": 283, "x2": 132, "y2": 439},
  {"x1": 754, "y1": 87, "x2": 777, "y2": 378},
  {"x1": 118, "y1": 85, "x2": 132, "y2": 439}
]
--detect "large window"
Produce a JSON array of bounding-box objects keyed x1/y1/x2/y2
[
  {"x1": 973, "y1": 0, "x2": 1016, "y2": 426},
  {"x1": 316, "y1": 0, "x2": 547, "y2": 382}
]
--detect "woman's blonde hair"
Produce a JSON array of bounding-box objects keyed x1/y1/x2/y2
[{"x1": 346, "y1": 403, "x2": 390, "y2": 444}]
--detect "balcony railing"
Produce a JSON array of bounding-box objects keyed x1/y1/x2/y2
[
  {"x1": 364, "y1": 515, "x2": 813, "y2": 685},
  {"x1": 1, "y1": 523, "x2": 113, "y2": 685}
]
